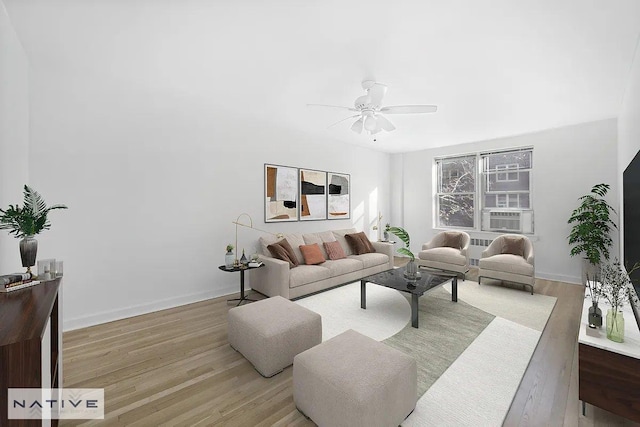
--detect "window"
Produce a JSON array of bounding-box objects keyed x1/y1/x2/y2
[
  {"x1": 436, "y1": 155, "x2": 476, "y2": 228},
  {"x1": 481, "y1": 149, "x2": 532, "y2": 211},
  {"x1": 435, "y1": 148, "x2": 533, "y2": 232}
]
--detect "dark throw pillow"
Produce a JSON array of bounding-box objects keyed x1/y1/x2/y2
[
  {"x1": 344, "y1": 232, "x2": 376, "y2": 255},
  {"x1": 501, "y1": 236, "x2": 525, "y2": 257},
  {"x1": 442, "y1": 231, "x2": 463, "y2": 250},
  {"x1": 267, "y1": 239, "x2": 300, "y2": 268}
]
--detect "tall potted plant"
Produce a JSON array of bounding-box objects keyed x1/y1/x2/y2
[
  {"x1": 0, "y1": 185, "x2": 67, "y2": 273},
  {"x1": 567, "y1": 183, "x2": 617, "y2": 282}
]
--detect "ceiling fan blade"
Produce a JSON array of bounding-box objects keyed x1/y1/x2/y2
[
  {"x1": 351, "y1": 117, "x2": 364, "y2": 134},
  {"x1": 380, "y1": 105, "x2": 438, "y2": 114},
  {"x1": 327, "y1": 114, "x2": 360, "y2": 129},
  {"x1": 368, "y1": 83, "x2": 387, "y2": 107},
  {"x1": 307, "y1": 103, "x2": 358, "y2": 112},
  {"x1": 376, "y1": 114, "x2": 396, "y2": 132}
]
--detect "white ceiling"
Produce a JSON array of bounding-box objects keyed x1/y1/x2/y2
[{"x1": 4, "y1": 0, "x2": 640, "y2": 153}]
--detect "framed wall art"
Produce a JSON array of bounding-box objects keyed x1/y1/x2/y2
[
  {"x1": 264, "y1": 164, "x2": 299, "y2": 222},
  {"x1": 299, "y1": 169, "x2": 327, "y2": 221},
  {"x1": 327, "y1": 172, "x2": 350, "y2": 220}
]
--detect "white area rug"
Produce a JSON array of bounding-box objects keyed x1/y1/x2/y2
[
  {"x1": 294, "y1": 282, "x2": 410, "y2": 341},
  {"x1": 294, "y1": 279, "x2": 557, "y2": 426}
]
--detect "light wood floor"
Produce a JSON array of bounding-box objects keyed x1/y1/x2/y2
[{"x1": 60, "y1": 263, "x2": 639, "y2": 426}]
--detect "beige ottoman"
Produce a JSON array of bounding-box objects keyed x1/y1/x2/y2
[
  {"x1": 293, "y1": 329, "x2": 417, "y2": 427},
  {"x1": 227, "y1": 296, "x2": 322, "y2": 377}
]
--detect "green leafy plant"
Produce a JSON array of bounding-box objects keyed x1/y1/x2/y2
[
  {"x1": 0, "y1": 185, "x2": 67, "y2": 239},
  {"x1": 226, "y1": 244, "x2": 234, "y2": 252},
  {"x1": 388, "y1": 226, "x2": 414, "y2": 261},
  {"x1": 568, "y1": 183, "x2": 617, "y2": 266}
]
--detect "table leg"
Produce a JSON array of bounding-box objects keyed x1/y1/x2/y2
[
  {"x1": 227, "y1": 269, "x2": 257, "y2": 306},
  {"x1": 411, "y1": 294, "x2": 419, "y2": 328},
  {"x1": 361, "y1": 280, "x2": 366, "y2": 309},
  {"x1": 452, "y1": 276, "x2": 458, "y2": 302}
]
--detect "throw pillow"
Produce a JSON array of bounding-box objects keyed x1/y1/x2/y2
[
  {"x1": 501, "y1": 236, "x2": 525, "y2": 257},
  {"x1": 345, "y1": 232, "x2": 376, "y2": 255},
  {"x1": 299, "y1": 243, "x2": 326, "y2": 265},
  {"x1": 267, "y1": 239, "x2": 300, "y2": 268},
  {"x1": 442, "y1": 232, "x2": 463, "y2": 249},
  {"x1": 324, "y1": 241, "x2": 347, "y2": 260}
]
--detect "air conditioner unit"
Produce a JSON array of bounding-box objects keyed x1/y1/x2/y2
[{"x1": 481, "y1": 210, "x2": 534, "y2": 233}]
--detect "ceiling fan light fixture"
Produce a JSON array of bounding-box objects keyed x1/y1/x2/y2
[
  {"x1": 351, "y1": 118, "x2": 364, "y2": 134},
  {"x1": 364, "y1": 115, "x2": 377, "y2": 131}
]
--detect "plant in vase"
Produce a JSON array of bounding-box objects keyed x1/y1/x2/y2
[
  {"x1": 0, "y1": 185, "x2": 67, "y2": 274},
  {"x1": 567, "y1": 183, "x2": 617, "y2": 283},
  {"x1": 384, "y1": 223, "x2": 391, "y2": 242},
  {"x1": 388, "y1": 226, "x2": 419, "y2": 280},
  {"x1": 600, "y1": 259, "x2": 640, "y2": 342},
  {"x1": 225, "y1": 244, "x2": 235, "y2": 269}
]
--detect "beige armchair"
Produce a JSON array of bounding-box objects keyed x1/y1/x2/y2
[
  {"x1": 478, "y1": 234, "x2": 535, "y2": 294},
  {"x1": 417, "y1": 231, "x2": 470, "y2": 279}
]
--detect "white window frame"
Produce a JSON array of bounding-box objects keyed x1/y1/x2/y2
[{"x1": 434, "y1": 147, "x2": 534, "y2": 232}]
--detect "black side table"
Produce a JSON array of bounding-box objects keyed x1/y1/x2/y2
[{"x1": 219, "y1": 264, "x2": 265, "y2": 306}]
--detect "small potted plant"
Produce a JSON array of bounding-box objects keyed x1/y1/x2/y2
[
  {"x1": 600, "y1": 259, "x2": 640, "y2": 342},
  {"x1": 388, "y1": 226, "x2": 420, "y2": 281},
  {"x1": 0, "y1": 185, "x2": 67, "y2": 274},
  {"x1": 225, "y1": 244, "x2": 235, "y2": 269}
]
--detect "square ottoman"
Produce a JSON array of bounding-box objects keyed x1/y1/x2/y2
[
  {"x1": 227, "y1": 296, "x2": 322, "y2": 377},
  {"x1": 293, "y1": 329, "x2": 417, "y2": 427}
]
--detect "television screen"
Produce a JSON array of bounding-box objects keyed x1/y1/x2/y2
[{"x1": 623, "y1": 148, "x2": 640, "y2": 297}]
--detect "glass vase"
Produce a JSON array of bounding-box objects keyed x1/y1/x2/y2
[
  {"x1": 606, "y1": 309, "x2": 624, "y2": 343},
  {"x1": 225, "y1": 251, "x2": 235, "y2": 269},
  {"x1": 588, "y1": 301, "x2": 602, "y2": 328}
]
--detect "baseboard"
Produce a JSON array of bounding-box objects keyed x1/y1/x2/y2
[
  {"x1": 63, "y1": 285, "x2": 240, "y2": 331},
  {"x1": 535, "y1": 271, "x2": 582, "y2": 285}
]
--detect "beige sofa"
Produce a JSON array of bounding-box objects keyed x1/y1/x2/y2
[{"x1": 251, "y1": 228, "x2": 395, "y2": 299}]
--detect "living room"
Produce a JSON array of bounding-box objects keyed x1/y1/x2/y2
[{"x1": 1, "y1": 0, "x2": 640, "y2": 425}]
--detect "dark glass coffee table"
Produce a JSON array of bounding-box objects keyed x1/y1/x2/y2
[{"x1": 360, "y1": 266, "x2": 458, "y2": 328}]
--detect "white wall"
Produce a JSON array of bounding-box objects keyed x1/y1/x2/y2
[
  {"x1": 618, "y1": 36, "x2": 640, "y2": 261},
  {"x1": 0, "y1": 0, "x2": 29, "y2": 273},
  {"x1": 26, "y1": 72, "x2": 390, "y2": 330},
  {"x1": 395, "y1": 119, "x2": 619, "y2": 284}
]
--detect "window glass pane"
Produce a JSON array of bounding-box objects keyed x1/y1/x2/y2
[
  {"x1": 439, "y1": 156, "x2": 475, "y2": 193},
  {"x1": 485, "y1": 150, "x2": 531, "y2": 170},
  {"x1": 486, "y1": 170, "x2": 530, "y2": 192},
  {"x1": 438, "y1": 194, "x2": 474, "y2": 228}
]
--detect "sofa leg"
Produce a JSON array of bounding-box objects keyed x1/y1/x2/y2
[{"x1": 478, "y1": 276, "x2": 482, "y2": 285}]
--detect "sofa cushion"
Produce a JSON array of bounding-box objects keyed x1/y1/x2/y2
[
  {"x1": 267, "y1": 239, "x2": 300, "y2": 268},
  {"x1": 348, "y1": 253, "x2": 389, "y2": 269},
  {"x1": 501, "y1": 236, "x2": 525, "y2": 257},
  {"x1": 418, "y1": 247, "x2": 466, "y2": 266},
  {"x1": 324, "y1": 241, "x2": 347, "y2": 260},
  {"x1": 290, "y1": 265, "x2": 332, "y2": 288},
  {"x1": 442, "y1": 232, "x2": 463, "y2": 250},
  {"x1": 479, "y1": 254, "x2": 534, "y2": 276},
  {"x1": 323, "y1": 258, "x2": 364, "y2": 276},
  {"x1": 345, "y1": 232, "x2": 376, "y2": 255},
  {"x1": 300, "y1": 244, "x2": 326, "y2": 265},
  {"x1": 332, "y1": 228, "x2": 357, "y2": 256}
]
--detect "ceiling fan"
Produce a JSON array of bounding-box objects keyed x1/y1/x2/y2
[{"x1": 308, "y1": 80, "x2": 437, "y2": 135}]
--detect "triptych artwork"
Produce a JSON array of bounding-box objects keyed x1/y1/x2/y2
[{"x1": 264, "y1": 164, "x2": 351, "y2": 223}]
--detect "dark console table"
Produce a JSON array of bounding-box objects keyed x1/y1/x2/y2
[{"x1": 0, "y1": 278, "x2": 62, "y2": 426}]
